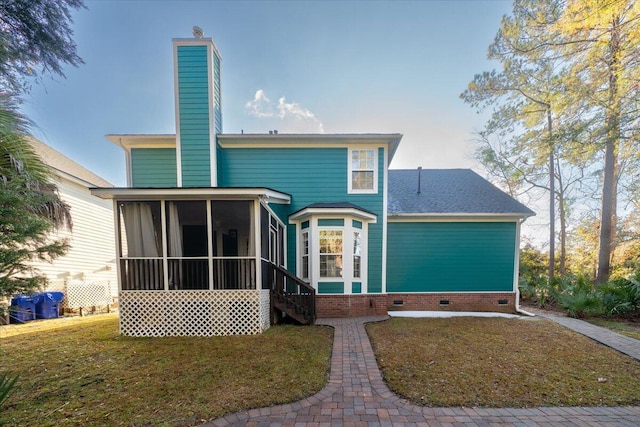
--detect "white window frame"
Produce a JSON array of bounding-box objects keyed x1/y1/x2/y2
[
  {"x1": 292, "y1": 214, "x2": 371, "y2": 294},
  {"x1": 353, "y1": 230, "x2": 362, "y2": 279},
  {"x1": 260, "y1": 202, "x2": 287, "y2": 269},
  {"x1": 348, "y1": 147, "x2": 378, "y2": 194},
  {"x1": 319, "y1": 229, "x2": 344, "y2": 278},
  {"x1": 301, "y1": 230, "x2": 310, "y2": 280}
]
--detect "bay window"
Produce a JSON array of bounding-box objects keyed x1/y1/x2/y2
[{"x1": 291, "y1": 208, "x2": 374, "y2": 294}]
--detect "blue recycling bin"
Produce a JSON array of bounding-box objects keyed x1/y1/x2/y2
[
  {"x1": 34, "y1": 292, "x2": 65, "y2": 319},
  {"x1": 10, "y1": 294, "x2": 37, "y2": 323}
]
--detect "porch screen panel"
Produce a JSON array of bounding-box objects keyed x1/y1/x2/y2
[
  {"x1": 260, "y1": 205, "x2": 269, "y2": 260},
  {"x1": 278, "y1": 223, "x2": 285, "y2": 267},
  {"x1": 211, "y1": 201, "x2": 255, "y2": 290},
  {"x1": 260, "y1": 205, "x2": 270, "y2": 290},
  {"x1": 167, "y1": 201, "x2": 208, "y2": 290},
  {"x1": 119, "y1": 202, "x2": 163, "y2": 290}
]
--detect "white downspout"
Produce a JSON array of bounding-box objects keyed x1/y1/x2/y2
[{"x1": 515, "y1": 216, "x2": 535, "y2": 317}]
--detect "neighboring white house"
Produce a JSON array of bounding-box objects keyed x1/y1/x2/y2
[{"x1": 29, "y1": 138, "x2": 118, "y2": 309}]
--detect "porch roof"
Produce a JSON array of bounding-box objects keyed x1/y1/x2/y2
[{"x1": 90, "y1": 187, "x2": 291, "y2": 204}]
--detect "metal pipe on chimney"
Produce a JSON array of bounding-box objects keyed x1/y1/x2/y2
[{"x1": 417, "y1": 166, "x2": 422, "y2": 194}]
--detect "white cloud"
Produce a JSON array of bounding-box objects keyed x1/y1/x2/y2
[
  {"x1": 245, "y1": 89, "x2": 324, "y2": 133},
  {"x1": 245, "y1": 89, "x2": 274, "y2": 118}
]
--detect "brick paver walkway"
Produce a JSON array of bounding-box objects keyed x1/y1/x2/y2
[
  {"x1": 207, "y1": 316, "x2": 640, "y2": 426},
  {"x1": 533, "y1": 309, "x2": 640, "y2": 360}
]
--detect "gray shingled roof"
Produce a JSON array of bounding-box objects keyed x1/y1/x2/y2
[
  {"x1": 388, "y1": 169, "x2": 534, "y2": 216},
  {"x1": 28, "y1": 137, "x2": 113, "y2": 188}
]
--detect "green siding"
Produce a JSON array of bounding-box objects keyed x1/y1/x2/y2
[
  {"x1": 216, "y1": 143, "x2": 224, "y2": 184},
  {"x1": 220, "y1": 147, "x2": 385, "y2": 291},
  {"x1": 177, "y1": 45, "x2": 211, "y2": 186},
  {"x1": 131, "y1": 148, "x2": 177, "y2": 187},
  {"x1": 352, "y1": 282, "x2": 362, "y2": 293},
  {"x1": 366, "y1": 149, "x2": 385, "y2": 292},
  {"x1": 386, "y1": 222, "x2": 516, "y2": 293},
  {"x1": 318, "y1": 282, "x2": 344, "y2": 294}
]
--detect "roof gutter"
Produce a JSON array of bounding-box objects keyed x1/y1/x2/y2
[{"x1": 387, "y1": 213, "x2": 533, "y2": 222}]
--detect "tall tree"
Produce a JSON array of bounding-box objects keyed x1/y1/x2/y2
[
  {"x1": 461, "y1": 0, "x2": 570, "y2": 282},
  {"x1": 0, "y1": 0, "x2": 84, "y2": 298},
  {"x1": 463, "y1": 0, "x2": 640, "y2": 283},
  {"x1": 0, "y1": 0, "x2": 84, "y2": 93},
  {"x1": 0, "y1": 95, "x2": 72, "y2": 299},
  {"x1": 552, "y1": 0, "x2": 640, "y2": 283}
]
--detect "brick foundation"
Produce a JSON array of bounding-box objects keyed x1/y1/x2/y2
[
  {"x1": 316, "y1": 295, "x2": 388, "y2": 318},
  {"x1": 316, "y1": 292, "x2": 516, "y2": 318},
  {"x1": 386, "y1": 293, "x2": 516, "y2": 314}
]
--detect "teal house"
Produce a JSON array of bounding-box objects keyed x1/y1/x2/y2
[{"x1": 92, "y1": 32, "x2": 533, "y2": 337}]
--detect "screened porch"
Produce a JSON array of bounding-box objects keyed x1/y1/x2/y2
[
  {"x1": 90, "y1": 188, "x2": 291, "y2": 336},
  {"x1": 118, "y1": 199, "x2": 261, "y2": 291}
]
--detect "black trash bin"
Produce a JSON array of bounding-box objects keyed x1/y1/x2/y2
[
  {"x1": 34, "y1": 292, "x2": 65, "y2": 319},
  {"x1": 10, "y1": 295, "x2": 37, "y2": 323}
]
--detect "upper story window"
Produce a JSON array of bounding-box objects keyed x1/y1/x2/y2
[{"x1": 348, "y1": 148, "x2": 378, "y2": 194}]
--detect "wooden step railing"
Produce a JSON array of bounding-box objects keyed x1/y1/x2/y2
[{"x1": 262, "y1": 260, "x2": 315, "y2": 325}]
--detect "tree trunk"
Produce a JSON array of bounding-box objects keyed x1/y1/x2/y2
[
  {"x1": 597, "y1": 139, "x2": 618, "y2": 284},
  {"x1": 547, "y1": 108, "x2": 555, "y2": 282},
  {"x1": 596, "y1": 17, "x2": 621, "y2": 284},
  {"x1": 556, "y1": 160, "x2": 567, "y2": 275}
]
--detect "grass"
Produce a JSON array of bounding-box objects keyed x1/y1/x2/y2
[
  {"x1": 367, "y1": 317, "x2": 640, "y2": 408},
  {"x1": 0, "y1": 314, "x2": 333, "y2": 426},
  {"x1": 586, "y1": 317, "x2": 640, "y2": 341}
]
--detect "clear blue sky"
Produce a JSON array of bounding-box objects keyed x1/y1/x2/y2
[{"x1": 23, "y1": 0, "x2": 513, "y2": 188}]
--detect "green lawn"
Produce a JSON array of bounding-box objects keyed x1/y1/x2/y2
[
  {"x1": 1, "y1": 315, "x2": 333, "y2": 426},
  {"x1": 367, "y1": 317, "x2": 640, "y2": 408}
]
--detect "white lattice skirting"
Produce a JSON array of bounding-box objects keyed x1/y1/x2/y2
[
  {"x1": 46, "y1": 280, "x2": 113, "y2": 310},
  {"x1": 120, "y1": 290, "x2": 271, "y2": 336}
]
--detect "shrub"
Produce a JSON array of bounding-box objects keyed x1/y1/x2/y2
[
  {"x1": 598, "y1": 271, "x2": 640, "y2": 316},
  {"x1": 549, "y1": 275, "x2": 602, "y2": 318},
  {"x1": 518, "y1": 245, "x2": 549, "y2": 306}
]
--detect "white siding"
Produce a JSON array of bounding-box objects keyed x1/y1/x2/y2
[{"x1": 31, "y1": 176, "x2": 118, "y2": 297}]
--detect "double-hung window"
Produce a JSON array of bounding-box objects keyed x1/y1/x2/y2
[
  {"x1": 353, "y1": 231, "x2": 362, "y2": 279},
  {"x1": 319, "y1": 230, "x2": 343, "y2": 277},
  {"x1": 301, "y1": 231, "x2": 310, "y2": 279},
  {"x1": 349, "y1": 148, "x2": 377, "y2": 193}
]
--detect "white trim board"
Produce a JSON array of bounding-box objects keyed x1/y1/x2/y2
[
  {"x1": 387, "y1": 215, "x2": 527, "y2": 222},
  {"x1": 388, "y1": 311, "x2": 523, "y2": 319},
  {"x1": 290, "y1": 207, "x2": 376, "y2": 222},
  {"x1": 91, "y1": 187, "x2": 291, "y2": 204}
]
